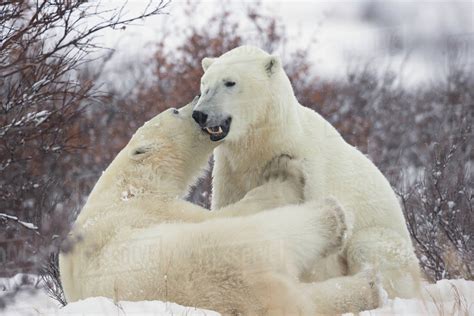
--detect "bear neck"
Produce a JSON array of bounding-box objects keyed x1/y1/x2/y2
[
  {"x1": 88, "y1": 159, "x2": 186, "y2": 208},
  {"x1": 124, "y1": 151, "x2": 210, "y2": 200},
  {"x1": 137, "y1": 164, "x2": 191, "y2": 199},
  {"x1": 219, "y1": 93, "x2": 301, "y2": 168}
]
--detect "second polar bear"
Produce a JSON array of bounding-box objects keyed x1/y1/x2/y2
[
  {"x1": 59, "y1": 102, "x2": 358, "y2": 315},
  {"x1": 193, "y1": 45, "x2": 421, "y2": 313}
]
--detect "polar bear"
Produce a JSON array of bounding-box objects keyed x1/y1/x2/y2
[
  {"x1": 193, "y1": 45, "x2": 421, "y2": 313},
  {"x1": 59, "y1": 101, "x2": 360, "y2": 315}
]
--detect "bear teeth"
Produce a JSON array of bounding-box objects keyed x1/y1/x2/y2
[{"x1": 205, "y1": 126, "x2": 223, "y2": 135}]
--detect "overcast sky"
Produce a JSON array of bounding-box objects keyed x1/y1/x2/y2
[{"x1": 96, "y1": 0, "x2": 473, "y2": 85}]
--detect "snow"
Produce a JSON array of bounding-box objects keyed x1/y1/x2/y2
[
  {"x1": 0, "y1": 213, "x2": 38, "y2": 230},
  {"x1": 2, "y1": 276, "x2": 473, "y2": 315},
  {"x1": 2, "y1": 291, "x2": 218, "y2": 316},
  {"x1": 1, "y1": 275, "x2": 218, "y2": 316},
  {"x1": 0, "y1": 110, "x2": 50, "y2": 136},
  {"x1": 13, "y1": 111, "x2": 50, "y2": 127},
  {"x1": 62, "y1": 298, "x2": 219, "y2": 316},
  {"x1": 345, "y1": 279, "x2": 474, "y2": 315},
  {"x1": 2, "y1": 288, "x2": 59, "y2": 316}
]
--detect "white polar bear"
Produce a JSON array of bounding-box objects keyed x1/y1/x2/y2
[
  {"x1": 59, "y1": 102, "x2": 359, "y2": 315},
  {"x1": 193, "y1": 45, "x2": 421, "y2": 313}
]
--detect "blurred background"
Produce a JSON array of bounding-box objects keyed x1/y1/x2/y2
[{"x1": 1, "y1": 0, "x2": 473, "y2": 304}]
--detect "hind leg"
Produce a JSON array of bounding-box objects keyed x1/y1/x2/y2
[
  {"x1": 304, "y1": 228, "x2": 421, "y2": 314},
  {"x1": 254, "y1": 197, "x2": 351, "y2": 277},
  {"x1": 346, "y1": 227, "x2": 422, "y2": 299},
  {"x1": 248, "y1": 273, "x2": 315, "y2": 316},
  {"x1": 194, "y1": 197, "x2": 352, "y2": 279},
  {"x1": 304, "y1": 266, "x2": 385, "y2": 314}
]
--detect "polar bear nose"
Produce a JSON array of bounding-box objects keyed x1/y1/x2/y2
[{"x1": 192, "y1": 111, "x2": 208, "y2": 127}]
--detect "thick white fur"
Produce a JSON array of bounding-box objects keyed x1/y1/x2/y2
[
  {"x1": 195, "y1": 46, "x2": 421, "y2": 313},
  {"x1": 59, "y1": 103, "x2": 352, "y2": 315}
]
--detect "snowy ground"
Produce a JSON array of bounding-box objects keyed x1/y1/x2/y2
[
  {"x1": 1, "y1": 276, "x2": 473, "y2": 315},
  {"x1": 354, "y1": 279, "x2": 474, "y2": 316}
]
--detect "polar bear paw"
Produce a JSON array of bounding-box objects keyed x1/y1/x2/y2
[
  {"x1": 263, "y1": 154, "x2": 305, "y2": 191},
  {"x1": 317, "y1": 197, "x2": 353, "y2": 256},
  {"x1": 358, "y1": 265, "x2": 388, "y2": 310}
]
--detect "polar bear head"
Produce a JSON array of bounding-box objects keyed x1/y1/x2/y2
[
  {"x1": 193, "y1": 46, "x2": 294, "y2": 142},
  {"x1": 115, "y1": 100, "x2": 216, "y2": 195}
]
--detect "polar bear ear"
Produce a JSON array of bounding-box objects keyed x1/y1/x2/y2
[
  {"x1": 202, "y1": 57, "x2": 216, "y2": 72},
  {"x1": 264, "y1": 55, "x2": 281, "y2": 76}
]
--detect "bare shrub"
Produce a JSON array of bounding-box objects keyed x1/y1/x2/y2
[
  {"x1": 319, "y1": 56, "x2": 473, "y2": 281},
  {"x1": 0, "y1": 0, "x2": 169, "y2": 307}
]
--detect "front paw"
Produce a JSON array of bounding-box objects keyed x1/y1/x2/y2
[
  {"x1": 315, "y1": 198, "x2": 353, "y2": 256},
  {"x1": 356, "y1": 266, "x2": 387, "y2": 310},
  {"x1": 263, "y1": 154, "x2": 305, "y2": 188}
]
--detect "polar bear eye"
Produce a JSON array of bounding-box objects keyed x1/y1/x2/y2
[
  {"x1": 224, "y1": 81, "x2": 236, "y2": 87},
  {"x1": 130, "y1": 145, "x2": 153, "y2": 160}
]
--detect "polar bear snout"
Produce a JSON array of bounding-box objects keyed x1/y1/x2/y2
[
  {"x1": 193, "y1": 110, "x2": 232, "y2": 142},
  {"x1": 192, "y1": 110, "x2": 208, "y2": 126}
]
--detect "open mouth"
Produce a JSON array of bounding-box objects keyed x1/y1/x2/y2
[{"x1": 202, "y1": 118, "x2": 232, "y2": 141}]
